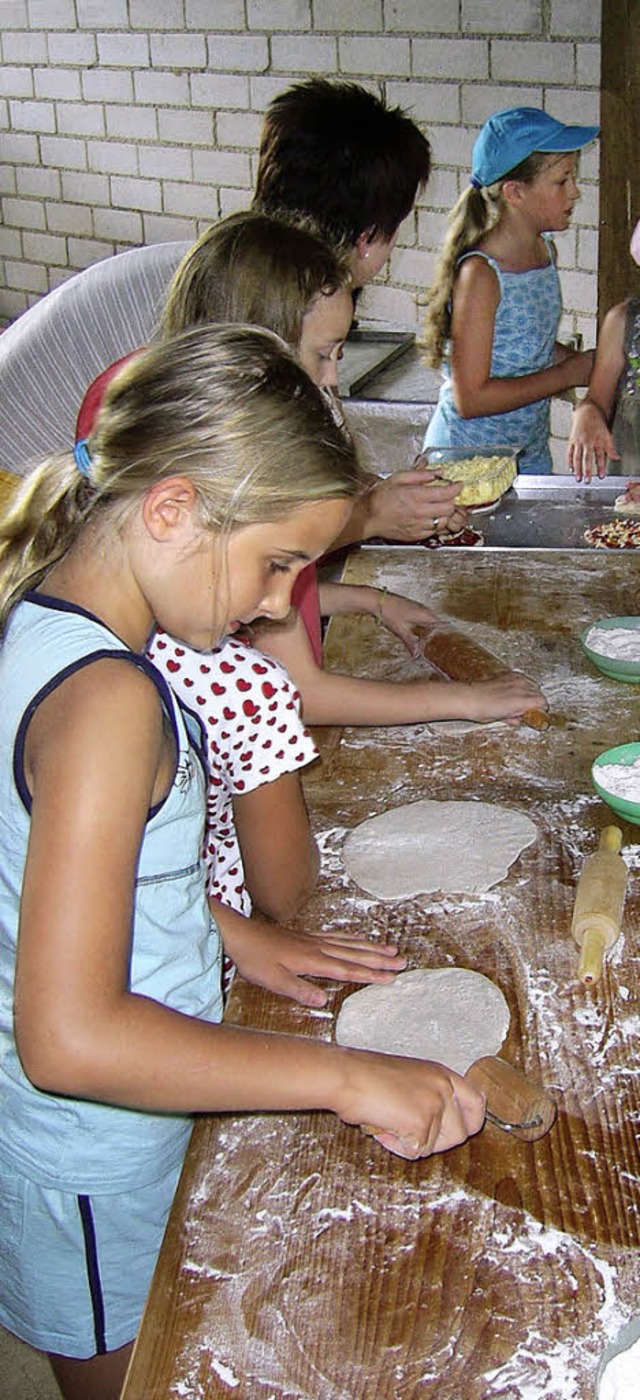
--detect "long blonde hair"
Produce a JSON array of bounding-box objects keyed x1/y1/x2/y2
[
  {"x1": 0, "y1": 324, "x2": 363, "y2": 632},
  {"x1": 421, "y1": 151, "x2": 556, "y2": 367},
  {"x1": 160, "y1": 209, "x2": 352, "y2": 349}
]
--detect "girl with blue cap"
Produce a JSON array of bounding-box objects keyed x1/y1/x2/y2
[{"x1": 422, "y1": 106, "x2": 599, "y2": 473}]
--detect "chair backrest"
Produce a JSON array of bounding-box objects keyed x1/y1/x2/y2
[{"x1": 0, "y1": 241, "x2": 190, "y2": 476}]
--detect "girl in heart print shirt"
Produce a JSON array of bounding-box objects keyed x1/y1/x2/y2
[{"x1": 146, "y1": 631, "x2": 317, "y2": 920}]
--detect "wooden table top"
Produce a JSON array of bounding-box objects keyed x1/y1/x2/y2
[{"x1": 122, "y1": 547, "x2": 640, "y2": 1400}]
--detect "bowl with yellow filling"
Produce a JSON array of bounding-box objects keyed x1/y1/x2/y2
[{"x1": 420, "y1": 446, "x2": 520, "y2": 510}]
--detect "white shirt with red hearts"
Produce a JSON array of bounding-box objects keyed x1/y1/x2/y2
[{"x1": 147, "y1": 630, "x2": 318, "y2": 917}]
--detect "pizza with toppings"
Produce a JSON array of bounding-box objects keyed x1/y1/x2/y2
[
  {"x1": 584, "y1": 519, "x2": 640, "y2": 549},
  {"x1": 368, "y1": 526, "x2": 484, "y2": 548},
  {"x1": 422, "y1": 526, "x2": 484, "y2": 549}
]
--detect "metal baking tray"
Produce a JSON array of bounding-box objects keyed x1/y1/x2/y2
[
  {"x1": 342, "y1": 397, "x2": 637, "y2": 550},
  {"x1": 481, "y1": 476, "x2": 635, "y2": 550},
  {"x1": 339, "y1": 331, "x2": 415, "y2": 397}
]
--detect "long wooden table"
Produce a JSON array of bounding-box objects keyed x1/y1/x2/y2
[{"x1": 122, "y1": 548, "x2": 640, "y2": 1400}]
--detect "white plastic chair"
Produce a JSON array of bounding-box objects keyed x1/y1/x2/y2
[{"x1": 0, "y1": 241, "x2": 190, "y2": 475}]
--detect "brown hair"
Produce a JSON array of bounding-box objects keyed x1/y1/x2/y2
[{"x1": 160, "y1": 210, "x2": 352, "y2": 349}]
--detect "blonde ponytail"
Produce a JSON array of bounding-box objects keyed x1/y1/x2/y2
[
  {"x1": 0, "y1": 324, "x2": 363, "y2": 634},
  {"x1": 421, "y1": 184, "x2": 502, "y2": 367},
  {"x1": 0, "y1": 455, "x2": 95, "y2": 630},
  {"x1": 421, "y1": 148, "x2": 559, "y2": 367}
]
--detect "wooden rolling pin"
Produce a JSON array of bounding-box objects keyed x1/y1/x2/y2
[
  {"x1": 571, "y1": 826, "x2": 628, "y2": 986},
  {"x1": 414, "y1": 620, "x2": 550, "y2": 731},
  {"x1": 465, "y1": 1055, "x2": 557, "y2": 1141},
  {"x1": 362, "y1": 1054, "x2": 557, "y2": 1146}
]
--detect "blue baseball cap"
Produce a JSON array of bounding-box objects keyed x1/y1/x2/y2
[{"x1": 470, "y1": 107, "x2": 599, "y2": 189}]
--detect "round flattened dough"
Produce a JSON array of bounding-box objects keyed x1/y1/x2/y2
[
  {"x1": 335, "y1": 967, "x2": 510, "y2": 1075},
  {"x1": 342, "y1": 799, "x2": 536, "y2": 901},
  {"x1": 426, "y1": 717, "x2": 505, "y2": 736}
]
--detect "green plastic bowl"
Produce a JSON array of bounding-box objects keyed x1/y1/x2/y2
[
  {"x1": 581, "y1": 616, "x2": 640, "y2": 683},
  {"x1": 592, "y1": 742, "x2": 640, "y2": 825}
]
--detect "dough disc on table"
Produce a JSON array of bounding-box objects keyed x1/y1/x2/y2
[
  {"x1": 342, "y1": 798, "x2": 536, "y2": 901},
  {"x1": 335, "y1": 968, "x2": 510, "y2": 1075},
  {"x1": 426, "y1": 717, "x2": 505, "y2": 735}
]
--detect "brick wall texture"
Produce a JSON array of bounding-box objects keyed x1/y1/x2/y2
[{"x1": 0, "y1": 1, "x2": 602, "y2": 463}]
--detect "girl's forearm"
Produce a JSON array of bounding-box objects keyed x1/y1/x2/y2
[
  {"x1": 18, "y1": 981, "x2": 487, "y2": 1161},
  {"x1": 452, "y1": 353, "x2": 592, "y2": 419},
  {"x1": 293, "y1": 671, "x2": 501, "y2": 726},
  {"x1": 232, "y1": 774, "x2": 320, "y2": 923},
  {"x1": 318, "y1": 583, "x2": 382, "y2": 619},
  {"x1": 20, "y1": 987, "x2": 356, "y2": 1115}
]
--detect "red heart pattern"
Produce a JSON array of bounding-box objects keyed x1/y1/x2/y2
[{"x1": 147, "y1": 631, "x2": 318, "y2": 919}]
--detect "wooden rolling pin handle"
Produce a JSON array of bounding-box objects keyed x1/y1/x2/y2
[
  {"x1": 465, "y1": 1056, "x2": 557, "y2": 1141},
  {"x1": 577, "y1": 927, "x2": 607, "y2": 986},
  {"x1": 522, "y1": 707, "x2": 550, "y2": 732},
  {"x1": 360, "y1": 1056, "x2": 557, "y2": 1148},
  {"x1": 414, "y1": 623, "x2": 549, "y2": 731},
  {"x1": 600, "y1": 825, "x2": 623, "y2": 854},
  {"x1": 571, "y1": 825, "x2": 627, "y2": 985}
]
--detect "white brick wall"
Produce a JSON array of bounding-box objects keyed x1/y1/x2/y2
[{"x1": 0, "y1": 4, "x2": 601, "y2": 467}]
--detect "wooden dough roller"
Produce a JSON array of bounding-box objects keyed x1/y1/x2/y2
[
  {"x1": 362, "y1": 1054, "x2": 557, "y2": 1146},
  {"x1": 414, "y1": 620, "x2": 549, "y2": 732},
  {"x1": 571, "y1": 825, "x2": 628, "y2": 986},
  {"x1": 465, "y1": 1055, "x2": 556, "y2": 1140}
]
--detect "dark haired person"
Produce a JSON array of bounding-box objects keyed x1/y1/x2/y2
[
  {"x1": 254, "y1": 77, "x2": 431, "y2": 287},
  {"x1": 253, "y1": 78, "x2": 462, "y2": 537}
]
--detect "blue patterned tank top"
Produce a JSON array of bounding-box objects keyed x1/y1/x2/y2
[{"x1": 424, "y1": 233, "x2": 562, "y2": 473}]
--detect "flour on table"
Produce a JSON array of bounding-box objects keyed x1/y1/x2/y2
[
  {"x1": 341, "y1": 798, "x2": 537, "y2": 900},
  {"x1": 335, "y1": 967, "x2": 510, "y2": 1074}
]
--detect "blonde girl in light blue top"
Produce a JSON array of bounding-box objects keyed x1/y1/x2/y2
[
  {"x1": 422, "y1": 107, "x2": 599, "y2": 473},
  {"x1": 0, "y1": 324, "x2": 484, "y2": 1400}
]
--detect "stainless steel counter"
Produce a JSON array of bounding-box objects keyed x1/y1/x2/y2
[
  {"x1": 341, "y1": 397, "x2": 636, "y2": 551},
  {"x1": 462, "y1": 475, "x2": 635, "y2": 550}
]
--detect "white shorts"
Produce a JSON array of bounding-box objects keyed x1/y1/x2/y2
[{"x1": 0, "y1": 1153, "x2": 184, "y2": 1358}]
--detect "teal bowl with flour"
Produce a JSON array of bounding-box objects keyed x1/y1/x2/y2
[
  {"x1": 581, "y1": 617, "x2": 640, "y2": 683},
  {"x1": 592, "y1": 742, "x2": 640, "y2": 826}
]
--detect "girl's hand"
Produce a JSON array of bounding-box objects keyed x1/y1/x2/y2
[
  {"x1": 225, "y1": 914, "x2": 408, "y2": 1008},
  {"x1": 624, "y1": 481, "x2": 640, "y2": 503},
  {"x1": 335, "y1": 1049, "x2": 485, "y2": 1159},
  {"x1": 364, "y1": 468, "x2": 467, "y2": 542},
  {"x1": 567, "y1": 401, "x2": 619, "y2": 481},
  {"x1": 455, "y1": 671, "x2": 546, "y2": 725},
  {"x1": 376, "y1": 591, "x2": 439, "y2": 657}
]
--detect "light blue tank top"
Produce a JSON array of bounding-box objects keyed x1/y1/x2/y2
[
  {"x1": 425, "y1": 234, "x2": 562, "y2": 473},
  {"x1": 0, "y1": 593, "x2": 223, "y2": 1193}
]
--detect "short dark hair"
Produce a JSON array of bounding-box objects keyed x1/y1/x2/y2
[{"x1": 254, "y1": 78, "x2": 431, "y2": 248}]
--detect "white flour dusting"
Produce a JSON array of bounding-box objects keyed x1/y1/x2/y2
[
  {"x1": 585, "y1": 626, "x2": 640, "y2": 660},
  {"x1": 164, "y1": 758, "x2": 640, "y2": 1398},
  {"x1": 595, "y1": 757, "x2": 640, "y2": 800},
  {"x1": 173, "y1": 1123, "x2": 637, "y2": 1400}
]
